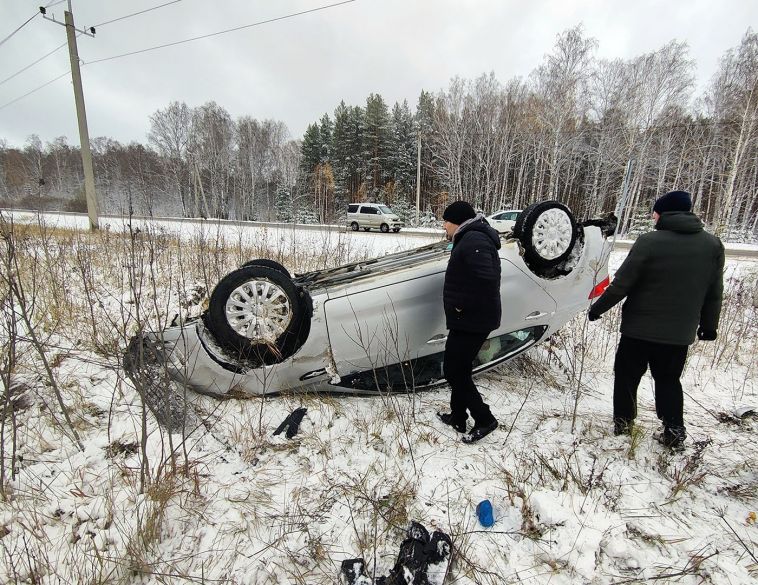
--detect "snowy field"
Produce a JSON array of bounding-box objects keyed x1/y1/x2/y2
[{"x1": 0, "y1": 212, "x2": 756, "y2": 584}]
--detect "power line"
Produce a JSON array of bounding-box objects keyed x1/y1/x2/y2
[
  {"x1": 92, "y1": 0, "x2": 184, "y2": 28},
  {"x1": 0, "y1": 0, "x2": 178, "y2": 90},
  {"x1": 0, "y1": 0, "x2": 66, "y2": 48},
  {"x1": 84, "y1": 0, "x2": 357, "y2": 65},
  {"x1": 0, "y1": 12, "x2": 39, "y2": 48},
  {"x1": 0, "y1": 41, "x2": 68, "y2": 87},
  {"x1": 0, "y1": 1, "x2": 75, "y2": 87},
  {"x1": 0, "y1": 70, "x2": 69, "y2": 112},
  {"x1": 0, "y1": 1, "x2": 357, "y2": 109}
]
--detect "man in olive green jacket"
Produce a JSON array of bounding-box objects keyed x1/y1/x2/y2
[{"x1": 588, "y1": 190, "x2": 724, "y2": 448}]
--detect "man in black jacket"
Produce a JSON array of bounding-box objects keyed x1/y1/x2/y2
[
  {"x1": 436, "y1": 201, "x2": 501, "y2": 443},
  {"x1": 588, "y1": 190, "x2": 724, "y2": 448}
]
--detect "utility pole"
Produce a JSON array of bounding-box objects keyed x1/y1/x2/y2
[
  {"x1": 415, "y1": 129, "x2": 421, "y2": 225},
  {"x1": 41, "y1": 2, "x2": 99, "y2": 230}
]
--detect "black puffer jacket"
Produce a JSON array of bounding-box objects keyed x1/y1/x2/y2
[
  {"x1": 591, "y1": 211, "x2": 724, "y2": 345},
  {"x1": 443, "y1": 217, "x2": 502, "y2": 333}
]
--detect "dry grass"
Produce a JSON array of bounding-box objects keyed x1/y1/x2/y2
[{"x1": 1, "y1": 213, "x2": 757, "y2": 584}]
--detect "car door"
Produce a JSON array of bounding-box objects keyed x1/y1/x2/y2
[
  {"x1": 360, "y1": 205, "x2": 379, "y2": 228},
  {"x1": 347, "y1": 204, "x2": 359, "y2": 226},
  {"x1": 323, "y1": 248, "x2": 556, "y2": 390},
  {"x1": 492, "y1": 251, "x2": 557, "y2": 335},
  {"x1": 324, "y1": 258, "x2": 448, "y2": 382},
  {"x1": 489, "y1": 212, "x2": 507, "y2": 232}
]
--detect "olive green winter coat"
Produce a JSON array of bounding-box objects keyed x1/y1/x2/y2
[{"x1": 591, "y1": 211, "x2": 724, "y2": 345}]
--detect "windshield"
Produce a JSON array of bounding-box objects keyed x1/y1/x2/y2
[{"x1": 378, "y1": 205, "x2": 393, "y2": 214}]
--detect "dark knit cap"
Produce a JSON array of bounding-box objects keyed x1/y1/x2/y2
[
  {"x1": 653, "y1": 190, "x2": 692, "y2": 214},
  {"x1": 442, "y1": 201, "x2": 476, "y2": 225}
]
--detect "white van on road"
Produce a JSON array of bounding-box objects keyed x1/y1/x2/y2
[{"x1": 347, "y1": 203, "x2": 404, "y2": 233}]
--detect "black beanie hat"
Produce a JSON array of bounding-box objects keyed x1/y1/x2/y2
[
  {"x1": 653, "y1": 190, "x2": 692, "y2": 214},
  {"x1": 442, "y1": 201, "x2": 476, "y2": 225}
]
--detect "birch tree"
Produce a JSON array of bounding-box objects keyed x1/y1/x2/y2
[{"x1": 148, "y1": 101, "x2": 191, "y2": 216}]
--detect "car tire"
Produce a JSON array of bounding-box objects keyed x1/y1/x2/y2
[
  {"x1": 380, "y1": 223, "x2": 390, "y2": 233},
  {"x1": 240, "y1": 258, "x2": 291, "y2": 278},
  {"x1": 393, "y1": 228, "x2": 401, "y2": 233},
  {"x1": 512, "y1": 201, "x2": 577, "y2": 268},
  {"x1": 206, "y1": 265, "x2": 308, "y2": 364},
  {"x1": 350, "y1": 222, "x2": 359, "y2": 231}
]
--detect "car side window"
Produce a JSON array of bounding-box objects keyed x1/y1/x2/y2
[
  {"x1": 334, "y1": 325, "x2": 546, "y2": 391},
  {"x1": 348, "y1": 204, "x2": 359, "y2": 213},
  {"x1": 361, "y1": 206, "x2": 378, "y2": 215}
]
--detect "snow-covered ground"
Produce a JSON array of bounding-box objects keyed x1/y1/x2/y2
[
  {"x1": 1, "y1": 212, "x2": 756, "y2": 584},
  {"x1": 6, "y1": 210, "x2": 443, "y2": 256},
  {"x1": 8, "y1": 209, "x2": 758, "y2": 256}
]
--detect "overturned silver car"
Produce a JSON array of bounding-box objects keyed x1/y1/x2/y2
[{"x1": 132, "y1": 202, "x2": 615, "y2": 397}]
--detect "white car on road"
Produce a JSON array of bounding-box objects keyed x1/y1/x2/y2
[{"x1": 486, "y1": 209, "x2": 522, "y2": 233}]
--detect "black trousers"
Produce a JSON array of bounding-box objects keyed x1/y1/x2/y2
[
  {"x1": 613, "y1": 335, "x2": 688, "y2": 429},
  {"x1": 444, "y1": 329, "x2": 495, "y2": 426}
]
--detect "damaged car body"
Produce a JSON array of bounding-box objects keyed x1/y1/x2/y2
[{"x1": 131, "y1": 201, "x2": 617, "y2": 397}]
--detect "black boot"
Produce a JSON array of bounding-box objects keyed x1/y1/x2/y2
[
  {"x1": 462, "y1": 419, "x2": 498, "y2": 443},
  {"x1": 436, "y1": 411, "x2": 467, "y2": 433},
  {"x1": 654, "y1": 426, "x2": 686, "y2": 450}
]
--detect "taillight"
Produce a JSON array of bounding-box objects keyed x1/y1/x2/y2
[{"x1": 589, "y1": 276, "x2": 610, "y2": 299}]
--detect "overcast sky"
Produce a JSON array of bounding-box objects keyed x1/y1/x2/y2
[{"x1": 0, "y1": 0, "x2": 756, "y2": 148}]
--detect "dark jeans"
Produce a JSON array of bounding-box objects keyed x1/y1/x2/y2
[
  {"x1": 444, "y1": 329, "x2": 496, "y2": 426},
  {"x1": 613, "y1": 335, "x2": 688, "y2": 430}
]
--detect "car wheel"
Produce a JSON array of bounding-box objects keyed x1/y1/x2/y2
[
  {"x1": 350, "y1": 222, "x2": 359, "y2": 231},
  {"x1": 513, "y1": 201, "x2": 577, "y2": 268},
  {"x1": 206, "y1": 265, "x2": 307, "y2": 364},
  {"x1": 240, "y1": 258, "x2": 291, "y2": 278},
  {"x1": 380, "y1": 223, "x2": 390, "y2": 233},
  {"x1": 392, "y1": 228, "x2": 401, "y2": 233}
]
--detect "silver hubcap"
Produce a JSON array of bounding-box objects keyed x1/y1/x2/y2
[
  {"x1": 225, "y1": 279, "x2": 292, "y2": 342},
  {"x1": 532, "y1": 208, "x2": 572, "y2": 260}
]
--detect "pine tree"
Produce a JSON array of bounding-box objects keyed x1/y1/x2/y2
[
  {"x1": 331, "y1": 102, "x2": 366, "y2": 203},
  {"x1": 331, "y1": 101, "x2": 351, "y2": 205},
  {"x1": 274, "y1": 185, "x2": 292, "y2": 221},
  {"x1": 389, "y1": 100, "x2": 417, "y2": 198},
  {"x1": 319, "y1": 114, "x2": 333, "y2": 163},
  {"x1": 348, "y1": 105, "x2": 366, "y2": 197},
  {"x1": 300, "y1": 123, "x2": 322, "y2": 177},
  {"x1": 627, "y1": 204, "x2": 654, "y2": 238},
  {"x1": 387, "y1": 194, "x2": 414, "y2": 225},
  {"x1": 363, "y1": 94, "x2": 391, "y2": 199}
]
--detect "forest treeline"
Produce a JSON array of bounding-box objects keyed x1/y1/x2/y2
[{"x1": 1, "y1": 26, "x2": 756, "y2": 238}]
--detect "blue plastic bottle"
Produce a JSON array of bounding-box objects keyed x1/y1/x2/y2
[{"x1": 476, "y1": 499, "x2": 494, "y2": 527}]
